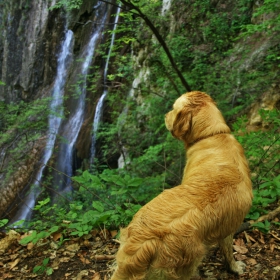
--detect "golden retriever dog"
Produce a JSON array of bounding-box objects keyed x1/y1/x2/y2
[{"x1": 111, "y1": 91, "x2": 253, "y2": 280}]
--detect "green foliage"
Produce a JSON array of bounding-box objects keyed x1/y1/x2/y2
[
  {"x1": 13, "y1": 169, "x2": 160, "y2": 235},
  {"x1": 34, "y1": 197, "x2": 51, "y2": 210},
  {"x1": 72, "y1": 168, "x2": 160, "y2": 222},
  {"x1": 98, "y1": 92, "x2": 185, "y2": 188},
  {"x1": 252, "y1": 220, "x2": 271, "y2": 234},
  {"x1": 241, "y1": 0, "x2": 280, "y2": 35},
  {"x1": 158, "y1": 0, "x2": 280, "y2": 116},
  {"x1": 112, "y1": 11, "x2": 138, "y2": 45},
  {"x1": 49, "y1": 0, "x2": 82, "y2": 11},
  {"x1": 0, "y1": 218, "x2": 9, "y2": 228},
  {"x1": 234, "y1": 109, "x2": 280, "y2": 184},
  {"x1": 19, "y1": 226, "x2": 59, "y2": 245},
  {"x1": 246, "y1": 175, "x2": 280, "y2": 220},
  {"x1": 233, "y1": 110, "x2": 280, "y2": 232},
  {"x1": 0, "y1": 98, "x2": 51, "y2": 185},
  {"x1": 33, "y1": 258, "x2": 53, "y2": 276}
]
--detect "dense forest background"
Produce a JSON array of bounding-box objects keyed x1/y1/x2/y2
[{"x1": 0, "y1": 0, "x2": 279, "y2": 237}]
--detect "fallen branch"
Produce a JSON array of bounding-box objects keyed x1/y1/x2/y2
[
  {"x1": 93, "y1": 255, "x2": 115, "y2": 261},
  {"x1": 255, "y1": 205, "x2": 280, "y2": 223}
]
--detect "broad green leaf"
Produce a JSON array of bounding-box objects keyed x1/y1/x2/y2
[
  {"x1": 92, "y1": 201, "x2": 105, "y2": 213},
  {"x1": 111, "y1": 189, "x2": 128, "y2": 195},
  {"x1": 42, "y1": 258, "x2": 50, "y2": 266},
  {"x1": 0, "y1": 219, "x2": 9, "y2": 227}
]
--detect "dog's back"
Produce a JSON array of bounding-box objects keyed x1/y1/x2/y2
[{"x1": 182, "y1": 133, "x2": 252, "y2": 239}]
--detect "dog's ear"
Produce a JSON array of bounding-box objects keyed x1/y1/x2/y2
[{"x1": 172, "y1": 108, "x2": 192, "y2": 140}]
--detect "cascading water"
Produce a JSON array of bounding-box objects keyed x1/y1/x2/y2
[
  {"x1": 161, "y1": 0, "x2": 172, "y2": 15},
  {"x1": 53, "y1": 2, "x2": 108, "y2": 191},
  {"x1": 10, "y1": 30, "x2": 74, "y2": 223},
  {"x1": 90, "y1": 6, "x2": 121, "y2": 166},
  {"x1": 117, "y1": 68, "x2": 150, "y2": 168}
]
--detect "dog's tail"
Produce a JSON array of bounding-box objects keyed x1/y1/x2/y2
[
  {"x1": 111, "y1": 230, "x2": 206, "y2": 280},
  {"x1": 111, "y1": 233, "x2": 159, "y2": 280}
]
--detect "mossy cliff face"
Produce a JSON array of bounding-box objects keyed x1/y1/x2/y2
[{"x1": 128, "y1": 0, "x2": 280, "y2": 126}]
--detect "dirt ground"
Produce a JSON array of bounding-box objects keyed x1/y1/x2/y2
[{"x1": 0, "y1": 225, "x2": 280, "y2": 280}]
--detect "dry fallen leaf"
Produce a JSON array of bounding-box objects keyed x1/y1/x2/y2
[
  {"x1": 76, "y1": 270, "x2": 88, "y2": 280},
  {"x1": 244, "y1": 231, "x2": 257, "y2": 243},
  {"x1": 247, "y1": 234, "x2": 257, "y2": 243},
  {"x1": 78, "y1": 252, "x2": 91, "y2": 264},
  {"x1": 52, "y1": 232, "x2": 62, "y2": 241},
  {"x1": 234, "y1": 238, "x2": 246, "y2": 247},
  {"x1": 246, "y1": 258, "x2": 257, "y2": 265},
  {"x1": 233, "y1": 245, "x2": 248, "y2": 254},
  {"x1": 51, "y1": 258, "x2": 60, "y2": 270},
  {"x1": 92, "y1": 272, "x2": 101, "y2": 280},
  {"x1": 66, "y1": 243, "x2": 80, "y2": 252},
  {"x1": 59, "y1": 257, "x2": 71, "y2": 263},
  {"x1": 110, "y1": 230, "x2": 118, "y2": 238},
  {"x1": 9, "y1": 254, "x2": 19, "y2": 260},
  {"x1": 258, "y1": 231, "x2": 265, "y2": 244},
  {"x1": 234, "y1": 253, "x2": 247, "y2": 261},
  {"x1": 9, "y1": 258, "x2": 20, "y2": 270},
  {"x1": 2, "y1": 273, "x2": 14, "y2": 279},
  {"x1": 83, "y1": 239, "x2": 91, "y2": 247},
  {"x1": 271, "y1": 232, "x2": 280, "y2": 242},
  {"x1": 27, "y1": 242, "x2": 34, "y2": 250}
]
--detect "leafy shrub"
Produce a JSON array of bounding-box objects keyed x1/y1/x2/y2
[
  {"x1": 233, "y1": 109, "x2": 280, "y2": 186},
  {"x1": 233, "y1": 109, "x2": 280, "y2": 226}
]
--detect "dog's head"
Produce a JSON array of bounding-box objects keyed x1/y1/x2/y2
[{"x1": 165, "y1": 91, "x2": 230, "y2": 145}]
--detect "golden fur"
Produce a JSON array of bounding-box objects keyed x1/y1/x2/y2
[{"x1": 111, "y1": 91, "x2": 253, "y2": 280}]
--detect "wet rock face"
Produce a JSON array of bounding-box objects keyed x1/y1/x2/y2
[
  {"x1": 247, "y1": 84, "x2": 280, "y2": 131},
  {"x1": 0, "y1": 0, "x2": 65, "y2": 102},
  {"x1": 0, "y1": 139, "x2": 45, "y2": 219}
]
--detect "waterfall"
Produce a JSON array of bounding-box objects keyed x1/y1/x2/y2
[
  {"x1": 10, "y1": 30, "x2": 74, "y2": 224},
  {"x1": 161, "y1": 0, "x2": 172, "y2": 15},
  {"x1": 90, "y1": 6, "x2": 121, "y2": 166},
  {"x1": 117, "y1": 68, "x2": 150, "y2": 168},
  {"x1": 53, "y1": 2, "x2": 108, "y2": 190}
]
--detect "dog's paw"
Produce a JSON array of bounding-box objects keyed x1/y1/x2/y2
[{"x1": 231, "y1": 260, "x2": 246, "y2": 275}]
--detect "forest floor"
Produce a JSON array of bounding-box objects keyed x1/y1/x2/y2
[{"x1": 0, "y1": 225, "x2": 280, "y2": 280}]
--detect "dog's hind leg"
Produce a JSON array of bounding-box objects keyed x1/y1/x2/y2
[
  {"x1": 177, "y1": 256, "x2": 204, "y2": 280},
  {"x1": 219, "y1": 233, "x2": 246, "y2": 275}
]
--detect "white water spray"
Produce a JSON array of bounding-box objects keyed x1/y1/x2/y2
[
  {"x1": 90, "y1": 6, "x2": 121, "y2": 165},
  {"x1": 161, "y1": 0, "x2": 172, "y2": 15},
  {"x1": 53, "y1": 3, "x2": 108, "y2": 190}
]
